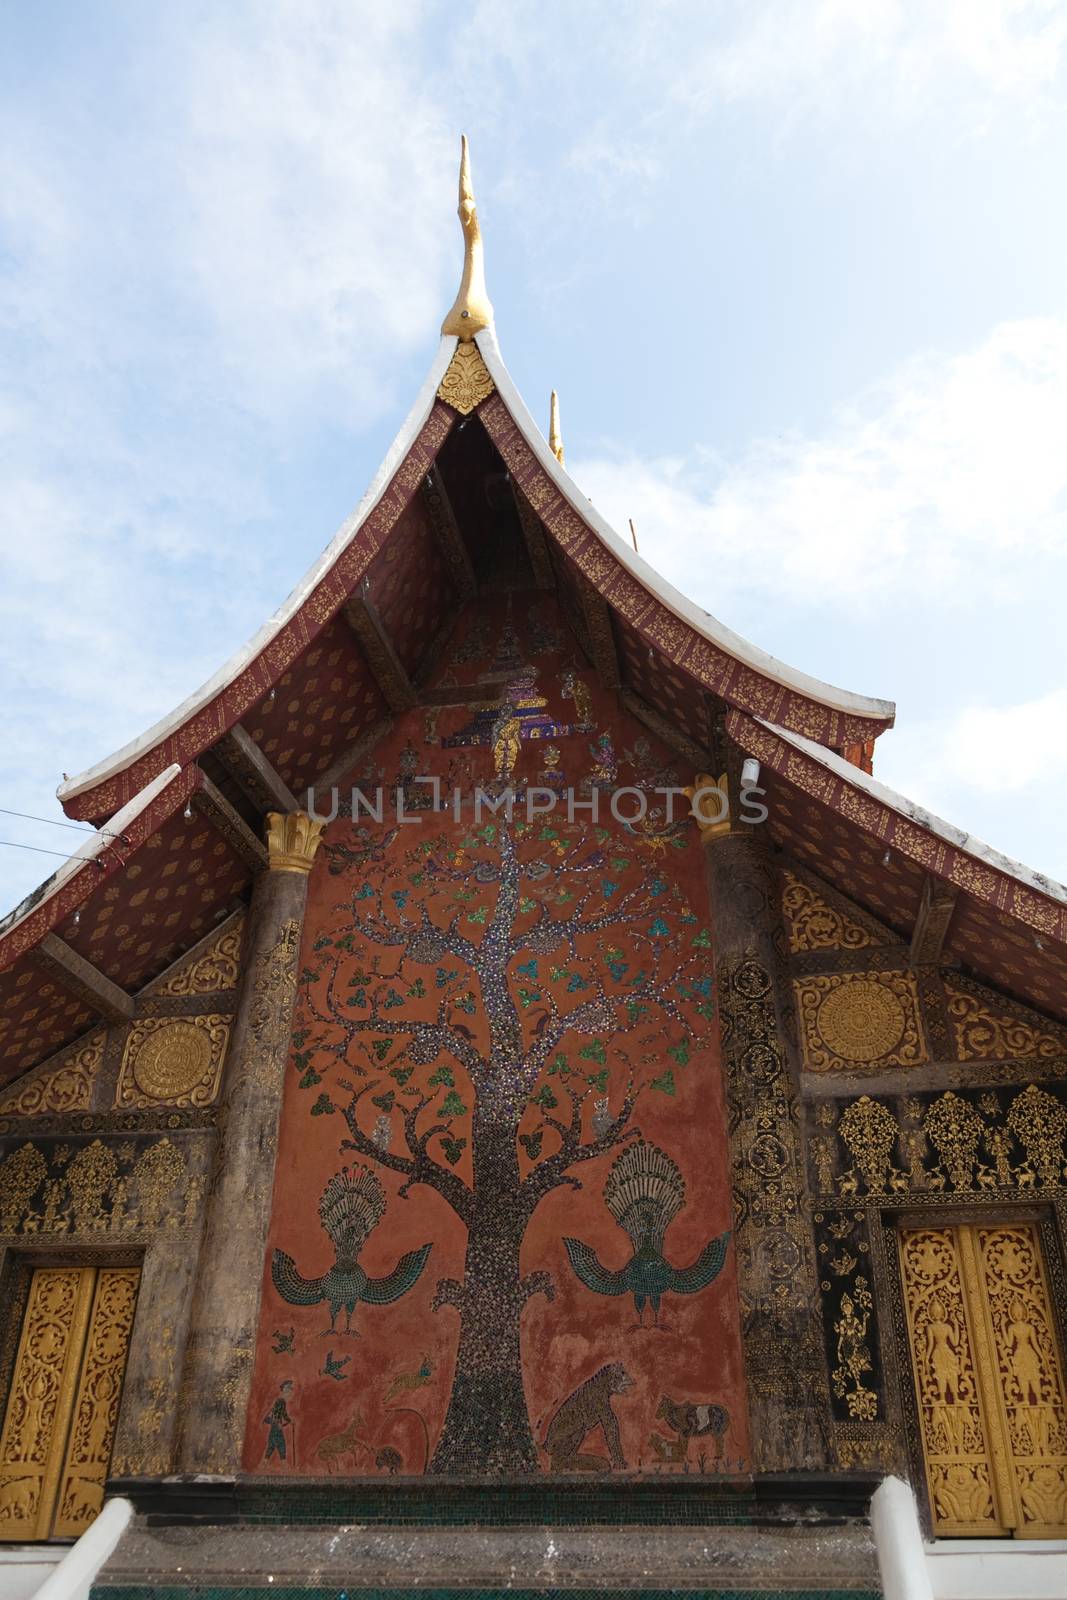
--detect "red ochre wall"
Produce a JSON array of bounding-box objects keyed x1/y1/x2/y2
[{"x1": 244, "y1": 596, "x2": 748, "y2": 1477}]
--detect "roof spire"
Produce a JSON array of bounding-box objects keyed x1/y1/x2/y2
[
  {"x1": 548, "y1": 390, "x2": 565, "y2": 464},
  {"x1": 441, "y1": 135, "x2": 494, "y2": 341}
]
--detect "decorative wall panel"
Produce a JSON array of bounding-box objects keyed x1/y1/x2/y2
[
  {"x1": 796, "y1": 972, "x2": 927, "y2": 1073},
  {"x1": 116, "y1": 1015, "x2": 229, "y2": 1108},
  {"x1": 53, "y1": 1267, "x2": 140, "y2": 1536},
  {"x1": 899, "y1": 1223, "x2": 1067, "y2": 1537},
  {"x1": 245, "y1": 594, "x2": 747, "y2": 1479},
  {"x1": 811, "y1": 1086, "x2": 1067, "y2": 1201},
  {"x1": 0, "y1": 1032, "x2": 102, "y2": 1117},
  {"x1": 781, "y1": 869, "x2": 890, "y2": 954},
  {"x1": 0, "y1": 1267, "x2": 94, "y2": 1540}
]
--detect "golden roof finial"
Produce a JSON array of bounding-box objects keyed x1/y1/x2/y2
[
  {"x1": 441, "y1": 135, "x2": 494, "y2": 341},
  {"x1": 549, "y1": 390, "x2": 565, "y2": 465}
]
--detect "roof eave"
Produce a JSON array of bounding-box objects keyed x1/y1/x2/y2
[
  {"x1": 475, "y1": 326, "x2": 895, "y2": 732},
  {"x1": 56, "y1": 338, "x2": 460, "y2": 811}
]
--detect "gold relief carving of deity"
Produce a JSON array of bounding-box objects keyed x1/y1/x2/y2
[
  {"x1": 832, "y1": 1276, "x2": 878, "y2": 1421},
  {"x1": 899, "y1": 1227, "x2": 1004, "y2": 1536},
  {"x1": 976, "y1": 1224, "x2": 1067, "y2": 1534},
  {"x1": 781, "y1": 870, "x2": 884, "y2": 953},
  {"x1": 900, "y1": 1224, "x2": 1067, "y2": 1537},
  {"x1": 0, "y1": 1266, "x2": 139, "y2": 1541},
  {"x1": 53, "y1": 1269, "x2": 139, "y2": 1537},
  {"x1": 944, "y1": 975, "x2": 1067, "y2": 1062},
  {"x1": 796, "y1": 971, "x2": 927, "y2": 1073},
  {"x1": 116, "y1": 1015, "x2": 229, "y2": 1108},
  {"x1": 0, "y1": 1268, "x2": 94, "y2": 1540},
  {"x1": 150, "y1": 916, "x2": 244, "y2": 996},
  {"x1": 0, "y1": 1033, "x2": 102, "y2": 1117}
]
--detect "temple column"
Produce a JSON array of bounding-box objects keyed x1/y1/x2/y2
[
  {"x1": 693, "y1": 769, "x2": 833, "y2": 1473},
  {"x1": 175, "y1": 811, "x2": 324, "y2": 1476}
]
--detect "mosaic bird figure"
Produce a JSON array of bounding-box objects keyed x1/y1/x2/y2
[
  {"x1": 322, "y1": 1349, "x2": 350, "y2": 1381},
  {"x1": 563, "y1": 1142, "x2": 730, "y2": 1326},
  {"x1": 271, "y1": 1165, "x2": 431, "y2": 1335}
]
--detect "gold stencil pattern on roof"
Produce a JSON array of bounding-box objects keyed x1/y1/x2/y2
[
  {"x1": 944, "y1": 974, "x2": 1067, "y2": 1061},
  {"x1": 437, "y1": 341, "x2": 495, "y2": 415},
  {"x1": 150, "y1": 914, "x2": 244, "y2": 995},
  {"x1": 0, "y1": 1031, "x2": 102, "y2": 1117},
  {"x1": 796, "y1": 971, "x2": 926, "y2": 1072},
  {"x1": 781, "y1": 869, "x2": 886, "y2": 952},
  {"x1": 117, "y1": 1015, "x2": 228, "y2": 1107}
]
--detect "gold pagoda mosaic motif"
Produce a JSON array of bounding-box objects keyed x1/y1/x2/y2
[
  {"x1": 0, "y1": 1265, "x2": 139, "y2": 1540},
  {"x1": 900, "y1": 1223, "x2": 1067, "y2": 1537}
]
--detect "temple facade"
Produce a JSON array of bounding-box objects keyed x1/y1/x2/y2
[{"x1": 0, "y1": 142, "x2": 1065, "y2": 1598}]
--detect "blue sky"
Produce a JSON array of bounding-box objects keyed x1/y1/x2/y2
[{"x1": 2, "y1": 0, "x2": 1066, "y2": 914}]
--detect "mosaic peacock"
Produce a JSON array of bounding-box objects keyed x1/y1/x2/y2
[
  {"x1": 271, "y1": 1165, "x2": 431, "y2": 1335},
  {"x1": 563, "y1": 1142, "x2": 730, "y2": 1325}
]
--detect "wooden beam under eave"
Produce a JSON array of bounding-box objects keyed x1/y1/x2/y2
[
  {"x1": 343, "y1": 595, "x2": 417, "y2": 714},
  {"x1": 215, "y1": 723, "x2": 300, "y2": 816},
  {"x1": 910, "y1": 874, "x2": 959, "y2": 965},
  {"x1": 309, "y1": 716, "x2": 394, "y2": 803},
  {"x1": 510, "y1": 483, "x2": 555, "y2": 590},
  {"x1": 35, "y1": 933, "x2": 134, "y2": 1023},
  {"x1": 620, "y1": 688, "x2": 711, "y2": 769},
  {"x1": 578, "y1": 580, "x2": 621, "y2": 690},
  {"x1": 192, "y1": 774, "x2": 270, "y2": 872},
  {"x1": 421, "y1": 475, "x2": 477, "y2": 599}
]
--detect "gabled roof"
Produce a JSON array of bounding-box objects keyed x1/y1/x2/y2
[
  {"x1": 0, "y1": 137, "x2": 1062, "y2": 1089},
  {"x1": 55, "y1": 329, "x2": 893, "y2": 824}
]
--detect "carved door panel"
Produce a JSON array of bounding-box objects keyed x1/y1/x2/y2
[
  {"x1": 900, "y1": 1223, "x2": 1067, "y2": 1537},
  {"x1": 0, "y1": 1266, "x2": 139, "y2": 1541}
]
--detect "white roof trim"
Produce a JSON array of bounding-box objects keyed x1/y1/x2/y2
[
  {"x1": 753, "y1": 718, "x2": 1067, "y2": 910},
  {"x1": 476, "y1": 327, "x2": 895, "y2": 727},
  {"x1": 1, "y1": 764, "x2": 184, "y2": 940},
  {"x1": 58, "y1": 340, "x2": 460, "y2": 805}
]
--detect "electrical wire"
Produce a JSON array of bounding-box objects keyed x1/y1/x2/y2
[
  {"x1": 0, "y1": 807, "x2": 123, "y2": 840},
  {"x1": 0, "y1": 839, "x2": 97, "y2": 862}
]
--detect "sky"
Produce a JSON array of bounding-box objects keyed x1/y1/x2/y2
[{"x1": 1, "y1": 0, "x2": 1066, "y2": 916}]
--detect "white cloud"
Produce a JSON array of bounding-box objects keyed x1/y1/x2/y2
[
  {"x1": 0, "y1": 0, "x2": 463, "y2": 913},
  {"x1": 653, "y1": 0, "x2": 1067, "y2": 125},
  {"x1": 572, "y1": 317, "x2": 1067, "y2": 612},
  {"x1": 885, "y1": 687, "x2": 1067, "y2": 798}
]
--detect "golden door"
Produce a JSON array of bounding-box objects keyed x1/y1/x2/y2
[
  {"x1": 0, "y1": 1266, "x2": 139, "y2": 1541},
  {"x1": 899, "y1": 1223, "x2": 1067, "y2": 1537}
]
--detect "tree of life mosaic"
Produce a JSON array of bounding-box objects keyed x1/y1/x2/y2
[{"x1": 245, "y1": 595, "x2": 746, "y2": 1478}]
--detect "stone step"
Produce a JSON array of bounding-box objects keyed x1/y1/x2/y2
[{"x1": 93, "y1": 1516, "x2": 880, "y2": 1596}]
